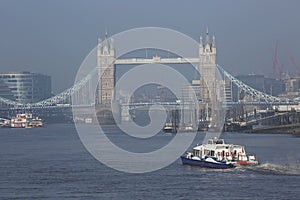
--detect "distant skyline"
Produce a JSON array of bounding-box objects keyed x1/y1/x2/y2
[{"x1": 0, "y1": 0, "x2": 299, "y2": 93}]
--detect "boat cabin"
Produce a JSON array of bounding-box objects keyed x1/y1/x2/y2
[{"x1": 192, "y1": 137, "x2": 248, "y2": 161}]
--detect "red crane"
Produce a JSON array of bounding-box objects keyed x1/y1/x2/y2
[
  {"x1": 272, "y1": 41, "x2": 279, "y2": 75},
  {"x1": 272, "y1": 40, "x2": 285, "y2": 79}
]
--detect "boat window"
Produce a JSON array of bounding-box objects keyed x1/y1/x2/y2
[
  {"x1": 222, "y1": 150, "x2": 225, "y2": 157},
  {"x1": 204, "y1": 149, "x2": 210, "y2": 155},
  {"x1": 211, "y1": 150, "x2": 215, "y2": 157},
  {"x1": 193, "y1": 150, "x2": 201, "y2": 156}
]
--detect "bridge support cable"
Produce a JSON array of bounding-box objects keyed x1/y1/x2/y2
[
  {"x1": 0, "y1": 97, "x2": 23, "y2": 107},
  {"x1": 0, "y1": 68, "x2": 97, "y2": 108},
  {"x1": 31, "y1": 68, "x2": 97, "y2": 107},
  {"x1": 216, "y1": 64, "x2": 281, "y2": 104}
]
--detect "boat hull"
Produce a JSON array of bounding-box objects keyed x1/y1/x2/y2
[{"x1": 181, "y1": 156, "x2": 235, "y2": 169}]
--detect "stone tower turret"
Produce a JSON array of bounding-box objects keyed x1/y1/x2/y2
[
  {"x1": 199, "y1": 28, "x2": 217, "y2": 121},
  {"x1": 97, "y1": 34, "x2": 115, "y2": 105}
]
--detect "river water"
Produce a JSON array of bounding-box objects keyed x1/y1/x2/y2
[{"x1": 0, "y1": 124, "x2": 299, "y2": 199}]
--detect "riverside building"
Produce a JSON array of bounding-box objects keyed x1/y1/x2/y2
[{"x1": 0, "y1": 72, "x2": 51, "y2": 104}]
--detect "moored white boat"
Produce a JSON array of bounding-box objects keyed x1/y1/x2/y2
[
  {"x1": 28, "y1": 117, "x2": 43, "y2": 128},
  {"x1": 0, "y1": 117, "x2": 10, "y2": 127},
  {"x1": 10, "y1": 113, "x2": 43, "y2": 128},
  {"x1": 181, "y1": 137, "x2": 259, "y2": 169},
  {"x1": 10, "y1": 113, "x2": 32, "y2": 128},
  {"x1": 163, "y1": 123, "x2": 175, "y2": 132}
]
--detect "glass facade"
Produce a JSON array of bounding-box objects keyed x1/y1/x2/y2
[
  {"x1": 0, "y1": 72, "x2": 51, "y2": 103},
  {"x1": 236, "y1": 74, "x2": 285, "y2": 96},
  {"x1": 0, "y1": 79, "x2": 15, "y2": 100}
]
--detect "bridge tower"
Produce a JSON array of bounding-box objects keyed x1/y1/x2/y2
[
  {"x1": 199, "y1": 28, "x2": 217, "y2": 122},
  {"x1": 97, "y1": 32, "x2": 115, "y2": 104},
  {"x1": 96, "y1": 33, "x2": 119, "y2": 124}
]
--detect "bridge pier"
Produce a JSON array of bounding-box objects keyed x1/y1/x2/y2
[
  {"x1": 121, "y1": 106, "x2": 131, "y2": 122},
  {"x1": 95, "y1": 101, "x2": 121, "y2": 125}
]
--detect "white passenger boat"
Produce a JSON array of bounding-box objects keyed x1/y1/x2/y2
[
  {"x1": 181, "y1": 137, "x2": 259, "y2": 169},
  {"x1": 28, "y1": 117, "x2": 43, "y2": 128},
  {"x1": 10, "y1": 113, "x2": 43, "y2": 128},
  {"x1": 10, "y1": 113, "x2": 32, "y2": 128}
]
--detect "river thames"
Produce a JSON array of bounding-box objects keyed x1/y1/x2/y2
[{"x1": 0, "y1": 124, "x2": 299, "y2": 199}]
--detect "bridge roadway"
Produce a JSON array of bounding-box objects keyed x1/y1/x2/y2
[
  {"x1": 123, "y1": 101, "x2": 298, "y2": 108},
  {"x1": 0, "y1": 104, "x2": 94, "y2": 110},
  {"x1": 1, "y1": 100, "x2": 297, "y2": 111},
  {"x1": 115, "y1": 57, "x2": 199, "y2": 64}
]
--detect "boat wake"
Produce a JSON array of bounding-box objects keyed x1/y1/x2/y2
[{"x1": 241, "y1": 163, "x2": 300, "y2": 176}]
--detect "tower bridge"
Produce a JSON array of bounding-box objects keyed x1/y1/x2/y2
[{"x1": 0, "y1": 29, "x2": 297, "y2": 125}]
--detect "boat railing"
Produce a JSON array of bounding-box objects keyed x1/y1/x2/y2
[{"x1": 207, "y1": 138, "x2": 225, "y2": 145}]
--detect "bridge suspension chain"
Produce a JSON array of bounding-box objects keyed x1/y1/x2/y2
[
  {"x1": 0, "y1": 96, "x2": 23, "y2": 106},
  {"x1": 216, "y1": 64, "x2": 281, "y2": 103},
  {"x1": 0, "y1": 68, "x2": 97, "y2": 108},
  {"x1": 31, "y1": 68, "x2": 96, "y2": 107}
]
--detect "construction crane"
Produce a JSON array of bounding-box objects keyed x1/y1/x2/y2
[
  {"x1": 272, "y1": 41, "x2": 285, "y2": 79},
  {"x1": 272, "y1": 41, "x2": 279, "y2": 75}
]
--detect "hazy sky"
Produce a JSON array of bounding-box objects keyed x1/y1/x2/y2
[{"x1": 0, "y1": 0, "x2": 299, "y2": 93}]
